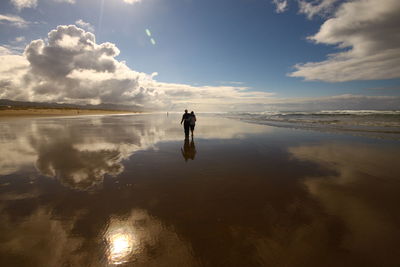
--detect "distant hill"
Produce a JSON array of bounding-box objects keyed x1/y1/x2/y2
[{"x1": 0, "y1": 99, "x2": 145, "y2": 112}]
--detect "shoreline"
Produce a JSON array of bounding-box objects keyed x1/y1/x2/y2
[
  {"x1": 0, "y1": 108, "x2": 140, "y2": 118},
  {"x1": 221, "y1": 114, "x2": 400, "y2": 141}
]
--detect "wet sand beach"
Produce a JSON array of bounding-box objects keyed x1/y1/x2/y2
[
  {"x1": 0, "y1": 114, "x2": 399, "y2": 266},
  {"x1": 0, "y1": 108, "x2": 138, "y2": 117}
]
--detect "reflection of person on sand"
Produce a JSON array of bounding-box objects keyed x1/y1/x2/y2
[{"x1": 181, "y1": 136, "x2": 196, "y2": 161}]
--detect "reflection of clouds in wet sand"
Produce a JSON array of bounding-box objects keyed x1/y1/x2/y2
[
  {"x1": 0, "y1": 207, "x2": 83, "y2": 266},
  {"x1": 0, "y1": 115, "x2": 269, "y2": 190},
  {"x1": 289, "y1": 143, "x2": 400, "y2": 266},
  {"x1": 0, "y1": 207, "x2": 197, "y2": 266},
  {"x1": 183, "y1": 115, "x2": 269, "y2": 139},
  {"x1": 35, "y1": 141, "x2": 125, "y2": 190},
  {"x1": 2, "y1": 115, "x2": 400, "y2": 266},
  {"x1": 0, "y1": 122, "x2": 36, "y2": 175}
]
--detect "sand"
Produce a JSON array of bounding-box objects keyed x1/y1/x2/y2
[
  {"x1": 0, "y1": 108, "x2": 138, "y2": 117},
  {"x1": 0, "y1": 113, "x2": 399, "y2": 267}
]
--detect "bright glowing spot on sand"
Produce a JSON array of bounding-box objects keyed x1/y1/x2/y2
[
  {"x1": 109, "y1": 234, "x2": 132, "y2": 262},
  {"x1": 106, "y1": 222, "x2": 137, "y2": 264},
  {"x1": 145, "y1": 29, "x2": 151, "y2": 37},
  {"x1": 150, "y1": 38, "x2": 156, "y2": 45}
]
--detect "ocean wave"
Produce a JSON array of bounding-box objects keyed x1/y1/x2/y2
[
  {"x1": 232, "y1": 110, "x2": 400, "y2": 116},
  {"x1": 222, "y1": 110, "x2": 400, "y2": 139}
]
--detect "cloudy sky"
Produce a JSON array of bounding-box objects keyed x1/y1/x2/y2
[{"x1": 0, "y1": 0, "x2": 399, "y2": 111}]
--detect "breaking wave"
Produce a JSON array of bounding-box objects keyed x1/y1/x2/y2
[{"x1": 223, "y1": 110, "x2": 400, "y2": 139}]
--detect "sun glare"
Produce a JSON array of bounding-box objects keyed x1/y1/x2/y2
[{"x1": 106, "y1": 221, "x2": 137, "y2": 265}]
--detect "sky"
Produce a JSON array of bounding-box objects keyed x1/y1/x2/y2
[{"x1": 0, "y1": 0, "x2": 399, "y2": 111}]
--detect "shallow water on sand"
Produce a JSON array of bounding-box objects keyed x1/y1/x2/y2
[{"x1": 0, "y1": 114, "x2": 399, "y2": 267}]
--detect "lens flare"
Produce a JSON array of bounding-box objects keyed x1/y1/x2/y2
[
  {"x1": 145, "y1": 29, "x2": 151, "y2": 37},
  {"x1": 145, "y1": 29, "x2": 156, "y2": 45}
]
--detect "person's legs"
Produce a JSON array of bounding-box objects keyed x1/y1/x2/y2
[
  {"x1": 184, "y1": 122, "x2": 190, "y2": 136},
  {"x1": 190, "y1": 125, "x2": 195, "y2": 136}
]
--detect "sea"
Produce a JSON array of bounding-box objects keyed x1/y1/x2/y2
[{"x1": 223, "y1": 110, "x2": 400, "y2": 140}]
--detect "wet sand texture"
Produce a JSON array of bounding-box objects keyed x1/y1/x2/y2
[
  {"x1": 0, "y1": 108, "x2": 138, "y2": 117},
  {"x1": 0, "y1": 114, "x2": 399, "y2": 267}
]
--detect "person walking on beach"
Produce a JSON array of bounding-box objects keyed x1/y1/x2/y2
[
  {"x1": 189, "y1": 111, "x2": 196, "y2": 136},
  {"x1": 181, "y1": 109, "x2": 191, "y2": 136}
]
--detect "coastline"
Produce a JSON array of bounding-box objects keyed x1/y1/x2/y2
[
  {"x1": 222, "y1": 111, "x2": 400, "y2": 140},
  {"x1": 0, "y1": 108, "x2": 140, "y2": 118}
]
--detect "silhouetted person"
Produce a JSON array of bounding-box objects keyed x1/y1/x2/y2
[
  {"x1": 189, "y1": 111, "x2": 196, "y2": 136},
  {"x1": 181, "y1": 136, "x2": 196, "y2": 161},
  {"x1": 181, "y1": 109, "x2": 191, "y2": 136}
]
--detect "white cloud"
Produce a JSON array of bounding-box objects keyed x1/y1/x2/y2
[
  {"x1": 0, "y1": 24, "x2": 276, "y2": 111},
  {"x1": 0, "y1": 46, "x2": 12, "y2": 56},
  {"x1": 10, "y1": 0, "x2": 37, "y2": 10},
  {"x1": 123, "y1": 0, "x2": 142, "y2": 4},
  {"x1": 7, "y1": 36, "x2": 27, "y2": 53},
  {"x1": 0, "y1": 51, "x2": 30, "y2": 100},
  {"x1": 0, "y1": 14, "x2": 29, "y2": 28},
  {"x1": 266, "y1": 94, "x2": 400, "y2": 111},
  {"x1": 75, "y1": 19, "x2": 94, "y2": 32},
  {"x1": 54, "y1": 0, "x2": 76, "y2": 3},
  {"x1": 298, "y1": 0, "x2": 339, "y2": 19},
  {"x1": 290, "y1": 0, "x2": 400, "y2": 82},
  {"x1": 2, "y1": 37, "x2": 27, "y2": 54},
  {"x1": 271, "y1": 0, "x2": 288, "y2": 13},
  {"x1": 14, "y1": 36, "x2": 26, "y2": 43},
  {"x1": 1, "y1": 24, "x2": 398, "y2": 111},
  {"x1": 10, "y1": 0, "x2": 75, "y2": 10}
]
